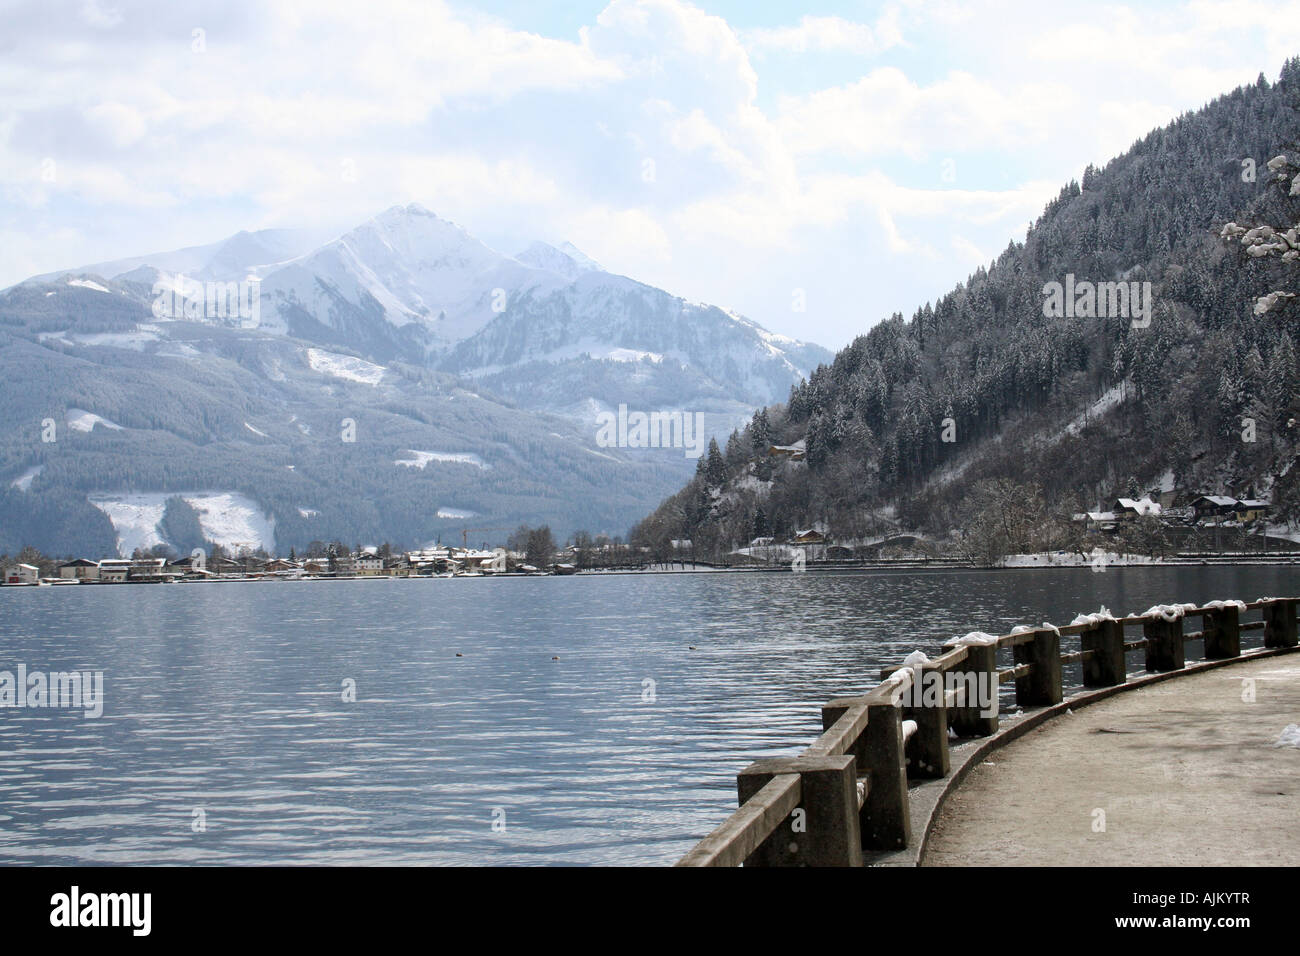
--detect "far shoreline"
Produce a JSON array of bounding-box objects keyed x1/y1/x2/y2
[{"x1": 4, "y1": 550, "x2": 1300, "y2": 589}]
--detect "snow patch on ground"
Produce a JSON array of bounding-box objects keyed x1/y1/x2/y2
[
  {"x1": 1063, "y1": 382, "x2": 1128, "y2": 437},
  {"x1": 88, "y1": 491, "x2": 275, "y2": 556},
  {"x1": 394, "y1": 449, "x2": 490, "y2": 470},
  {"x1": 67, "y1": 408, "x2": 124, "y2": 432},
  {"x1": 42, "y1": 327, "x2": 163, "y2": 351},
  {"x1": 436, "y1": 507, "x2": 477, "y2": 519},
  {"x1": 733, "y1": 474, "x2": 773, "y2": 494},
  {"x1": 10, "y1": 465, "x2": 42, "y2": 491},
  {"x1": 68, "y1": 278, "x2": 111, "y2": 293},
  {"x1": 305, "y1": 347, "x2": 386, "y2": 385},
  {"x1": 1273, "y1": 724, "x2": 1300, "y2": 748}
]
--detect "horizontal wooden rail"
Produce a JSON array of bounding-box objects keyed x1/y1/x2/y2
[
  {"x1": 675, "y1": 774, "x2": 801, "y2": 867},
  {"x1": 1059, "y1": 649, "x2": 1095, "y2": 665},
  {"x1": 677, "y1": 596, "x2": 1298, "y2": 866}
]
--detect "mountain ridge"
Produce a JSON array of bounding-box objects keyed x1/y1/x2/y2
[{"x1": 0, "y1": 204, "x2": 829, "y2": 556}]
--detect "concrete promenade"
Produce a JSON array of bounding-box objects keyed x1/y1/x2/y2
[{"x1": 923, "y1": 654, "x2": 1300, "y2": 865}]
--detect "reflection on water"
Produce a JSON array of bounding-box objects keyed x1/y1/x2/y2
[{"x1": 0, "y1": 565, "x2": 1293, "y2": 865}]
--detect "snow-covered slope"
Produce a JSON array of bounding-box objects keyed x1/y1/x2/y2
[
  {"x1": 513, "y1": 240, "x2": 604, "y2": 282},
  {"x1": 439, "y1": 268, "x2": 830, "y2": 412}
]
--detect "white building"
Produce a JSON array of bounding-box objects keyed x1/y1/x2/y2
[{"x1": 4, "y1": 563, "x2": 39, "y2": 585}]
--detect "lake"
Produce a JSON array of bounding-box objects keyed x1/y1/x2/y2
[{"x1": 0, "y1": 565, "x2": 1294, "y2": 865}]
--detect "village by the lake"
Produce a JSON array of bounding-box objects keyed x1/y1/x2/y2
[{"x1": 4, "y1": 484, "x2": 1296, "y2": 587}]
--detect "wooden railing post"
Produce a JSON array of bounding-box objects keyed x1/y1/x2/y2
[
  {"x1": 881, "y1": 664, "x2": 949, "y2": 779},
  {"x1": 1264, "y1": 599, "x2": 1299, "y2": 649},
  {"x1": 944, "y1": 637, "x2": 999, "y2": 736},
  {"x1": 736, "y1": 755, "x2": 862, "y2": 867},
  {"x1": 1082, "y1": 619, "x2": 1126, "y2": 686},
  {"x1": 1144, "y1": 615, "x2": 1185, "y2": 672},
  {"x1": 1202, "y1": 606, "x2": 1241, "y2": 659},
  {"x1": 1014, "y1": 628, "x2": 1062, "y2": 706},
  {"x1": 861, "y1": 699, "x2": 910, "y2": 850}
]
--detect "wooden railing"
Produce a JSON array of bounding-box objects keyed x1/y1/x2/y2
[{"x1": 675, "y1": 596, "x2": 1299, "y2": 866}]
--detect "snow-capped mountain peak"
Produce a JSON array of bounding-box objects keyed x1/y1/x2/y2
[{"x1": 255, "y1": 204, "x2": 570, "y2": 348}]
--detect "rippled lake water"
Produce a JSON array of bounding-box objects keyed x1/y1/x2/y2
[{"x1": 0, "y1": 565, "x2": 1294, "y2": 865}]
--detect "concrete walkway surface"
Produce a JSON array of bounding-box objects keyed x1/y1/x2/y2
[{"x1": 923, "y1": 654, "x2": 1300, "y2": 866}]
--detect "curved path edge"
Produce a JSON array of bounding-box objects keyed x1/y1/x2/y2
[{"x1": 864, "y1": 644, "x2": 1300, "y2": 867}]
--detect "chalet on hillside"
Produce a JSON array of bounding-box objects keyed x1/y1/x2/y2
[
  {"x1": 1082, "y1": 511, "x2": 1117, "y2": 532},
  {"x1": 1192, "y1": 495, "x2": 1239, "y2": 523},
  {"x1": 792, "y1": 528, "x2": 827, "y2": 560},
  {"x1": 768, "y1": 439, "x2": 806, "y2": 462},
  {"x1": 1113, "y1": 497, "x2": 1162, "y2": 518},
  {"x1": 1235, "y1": 499, "x2": 1270, "y2": 523}
]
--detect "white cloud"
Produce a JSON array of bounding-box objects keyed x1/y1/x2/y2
[
  {"x1": 745, "y1": 12, "x2": 904, "y2": 56},
  {"x1": 3, "y1": 0, "x2": 1300, "y2": 351}
]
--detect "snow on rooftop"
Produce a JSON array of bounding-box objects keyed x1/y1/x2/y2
[{"x1": 1116, "y1": 497, "x2": 1161, "y2": 515}]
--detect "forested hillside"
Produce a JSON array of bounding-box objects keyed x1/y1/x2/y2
[{"x1": 632, "y1": 60, "x2": 1300, "y2": 559}]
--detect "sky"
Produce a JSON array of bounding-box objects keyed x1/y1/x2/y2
[{"x1": 2, "y1": 0, "x2": 1299, "y2": 352}]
